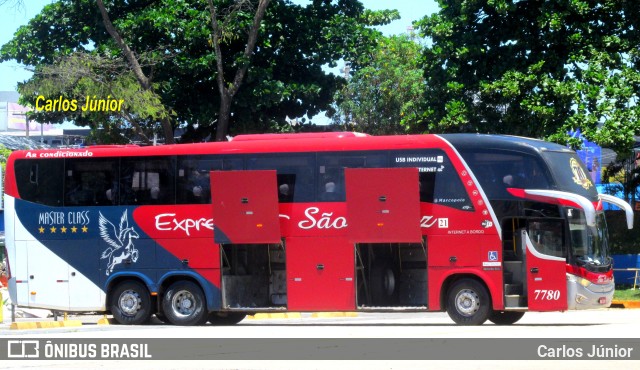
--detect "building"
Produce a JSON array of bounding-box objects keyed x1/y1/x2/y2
[{"x1": 0, "y1": 91, "x2": 88, "y2": 149}]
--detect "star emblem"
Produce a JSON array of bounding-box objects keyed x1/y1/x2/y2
[
  {"x1": 60, "y1": 226, "x2": 67, "y2": 233},
  {"x1": 82, "y1": 225, "x2": 88, "y2": 233},
  {"x1": 50, "y1": 226, "x2": 57, "y2": 233},
  {"x1": 38, "y1": 226, "x2": 45, "y2": 234},
  {"x1": 71, "y1": 226, "x2": 78, "y2": 233}
]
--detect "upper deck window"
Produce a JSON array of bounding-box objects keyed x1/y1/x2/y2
[
  {"x1": 461, "y1": 151, "x2": 551, "y2": 199},
  {"x1": 543, "y1": 151, "x2": 598, "y2": 201}
]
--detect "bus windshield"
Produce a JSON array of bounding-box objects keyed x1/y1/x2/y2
[{"x1": 567, "y1": 208, "x2": 611, "y2": 270}]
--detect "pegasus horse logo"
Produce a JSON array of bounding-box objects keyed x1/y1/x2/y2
[{"x1": 99, "y1": 211, "x2": 140, "y2": 276}]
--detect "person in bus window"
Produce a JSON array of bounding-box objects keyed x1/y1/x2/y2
[
  {"x1": 279, "y1": 184, "x2": 292, "y2": 202},
  {"x1": 149, "y1": 186, "x2": 162, "y2": 204},
  {"x1": 191, "y1": 185, "x2": 204, "y2": 203},
  {"x1": 320, "y1": 181, "x2": 340, "y2": 201},
  {"x1": 503, "y1": 165, "x2": 525, "y2": 188}
]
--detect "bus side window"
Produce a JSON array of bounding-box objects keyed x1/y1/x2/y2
[
  {"x1": 247, "y1": 154, "x2": 315, "y2": 203},
  {"x1": 462, "y1": 151, "x2": 551, "y2": 198},
  {"x1": 317, "y1": 152, "x2": 388, "y2": 202},
  {"x1": 433, "y1": 165, "x2": 473, "y2": 211},
  {"x1": 177, "y1": 156, "x2": 243, "y2": 204},
  {"x1": 418, "y1": 173, "x2": 435, "y2": 203},
  {"x1": 120, "y1": 157, "x2": 176, "y2": 205},
  {"x1": 15, "y1": 159, "x2": 64, "y2": 206},
  {"x1": 391, "y1": 150, "x2": 471, "y2": 211},
  {"x1": 65, "y1": 159, "x2": 118, "y2": 206},
  {"x1": 29, "y1": 165, "x2": 38, "y2": 184}
]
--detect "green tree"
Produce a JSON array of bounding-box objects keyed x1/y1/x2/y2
[
  {"x1": 0, "y1": 144, "x2": 12, "y2": 171},
  {"x1": 1, "y1": 0, "x2": 398, "y2": 143},
  {"x1": 415, "y1": 0, "x2": 640, "y2": 154},
  {"x1": 19, "y1": 51, "x2": 171, "y2": 144},
  {"x1": 330, "y1": 34, "x2": 425, "y2": 134}
]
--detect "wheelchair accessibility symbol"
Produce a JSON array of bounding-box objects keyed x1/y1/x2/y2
[{"x1": 488, "y1": 251, "x2": 498, "y2": 261}]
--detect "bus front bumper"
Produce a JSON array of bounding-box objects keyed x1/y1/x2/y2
[{"x1": 566, "y1": 274, "x2": 614, "y2": 310}]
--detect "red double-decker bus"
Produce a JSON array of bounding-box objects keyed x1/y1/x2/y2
[{"x1": 3, "y1": 133, "x2": 633, "y2": 325}]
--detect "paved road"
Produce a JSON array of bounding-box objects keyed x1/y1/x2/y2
[{"x1": 2, "y1": 309, "x2": 640, "y2": 369}]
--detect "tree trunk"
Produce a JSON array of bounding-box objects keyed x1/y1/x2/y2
[
  {"x1": 215, "y1": 93, "x2": 231, "y2": 142},
  {"x1": 208, "y1": 0, "x2": 271, "y2": 141},
  {"x1": 96, "y1": 0, "x2": 175, "y2": 144}
]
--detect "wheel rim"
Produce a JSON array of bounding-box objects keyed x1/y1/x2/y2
[
  {"x1": 455, "y1": 288, "x2": 480, "y2": 317},
  {"x1": 119, "y1": 289, "x2": 142, "y2": 316},
  {"x1": 171, "y1": 289, "x2": 196, "y2": 317}
]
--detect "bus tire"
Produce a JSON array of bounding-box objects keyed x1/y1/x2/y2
[
  {"x1": 446, "y1": 279, "x2": 490, "y2": 325},
  {"x1": 370, "y1": 262, "x2": 396, "y2": 305},
  {"x1": 488, "y1": 310, "x2": 524, "y2": 325},
  {"x1": 208, "y1": 312, "x2": 247, "y2": 325},
  {"x1": 110, "y1": 281, "x2": 152, "y2": 325},
  {"x1": 162, "y1": 281, "x2": 208, "y2": 326}
]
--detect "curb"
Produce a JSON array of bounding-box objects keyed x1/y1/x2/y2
[
  {"x1": 10, "y1": 320, "x2": 83, "y2": 330},
  {"x1": 246, "y1": 312, "x2": 358, "y2": 320},
  {"x1": 611, "y1": 300, "x2": 640, "y2": 309},
  {"x1": 246, "y1": 312, "x2": 302, "y2": 320},
  {"x1": 311, "y1": 312, "x2": 358, "y2": 318},
  {"x1": 4, "y1": 311, "x2": 360, "y2": 328}
]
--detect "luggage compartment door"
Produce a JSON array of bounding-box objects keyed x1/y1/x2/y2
[
  {"x1": 286, "y1": 237, "x2": 355, "y2": 311},
  {"x1": 210, "y1": 170, "x2": 281, "y2": 244},
  {"x1": 345, "y1": 167, "x2": 422, "y2": 243}
]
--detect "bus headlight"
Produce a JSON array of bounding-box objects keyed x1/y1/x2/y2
[
  {"x1": 579, "y1": 278, "x2": 591, "y2": 287},
  {"x1": 567, "y1": 274, "x2": 591, "y2": 287}
]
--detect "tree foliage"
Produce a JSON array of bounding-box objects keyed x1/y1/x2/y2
[
  {"x1": 0, "y1": 0, "x2": 398, "y2": 142},
  {"x1": 330, "y1": 34, "x2": 424, "y2": 134},
  {"x1": 18, "y1": 51, "x2": 171, "y2": 144},
  {"x1": 416, "y1": 0, "x2": 640, "y2": 154}
]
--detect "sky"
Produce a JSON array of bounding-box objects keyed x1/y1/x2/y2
[{"x1": 0, "y1": 0, "x2": 439, "y2": 92}]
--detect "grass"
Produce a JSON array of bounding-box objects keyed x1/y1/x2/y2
[{"x1": 614, "y1": 287, "x2": 640, "y2": 301}]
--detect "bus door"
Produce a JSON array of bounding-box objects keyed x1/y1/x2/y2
[
  {"x1": 521, "y1": 226, "x2": 568, "y2": 311},
  {"x1": 210, "y1": 170, "x2": 281, "y2": 244}
]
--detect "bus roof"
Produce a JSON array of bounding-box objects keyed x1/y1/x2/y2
[
  {"x1": 440, "y1": 134, "x2": 572, "y2": 155},
  {"x1": 7, "y1": 133, "x2": 572, "y2": 160},
  {"x1": 232, "y1": 132, "x2": 370, "y2": 141}
]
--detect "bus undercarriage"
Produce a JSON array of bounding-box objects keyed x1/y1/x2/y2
[{"x1": 218, "y1": 242, "x2": 429, "y2": 311}]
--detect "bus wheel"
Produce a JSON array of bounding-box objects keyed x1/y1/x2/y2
[
  {"x1": 208, "y1": 312, "x2": 247, "y2": 325},
  {"x1": 110, "y1": 281, "x2": 152, "y2": 325},
  {"x1": 446, "y1": 279, "x2": 490, "y2": 325},
  {"x1": 488, "y1": 310, "x2": 524, "y2": 325},
  {"x1": 370, "y1": 262, "x2": 396, "y2": 304},
  {"x1": 162, "y1": 281, "x2": 208, "y2": 326}
]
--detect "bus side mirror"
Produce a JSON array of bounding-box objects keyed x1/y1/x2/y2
[{"x1": 598, "y1": 194, "x2": 633, "y2": 229}]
